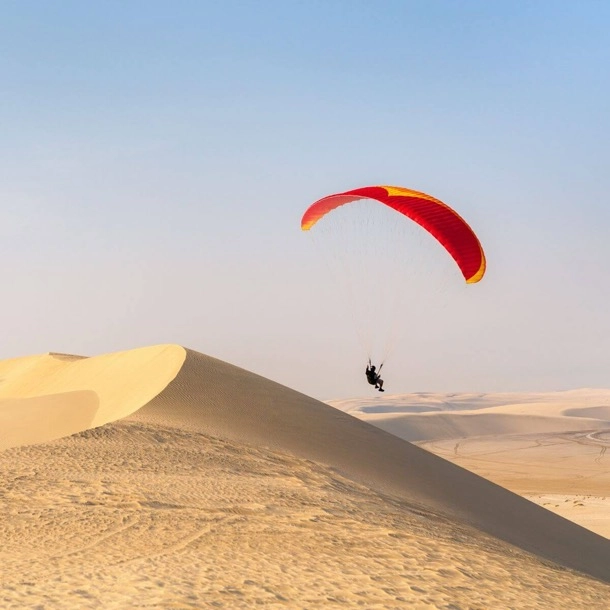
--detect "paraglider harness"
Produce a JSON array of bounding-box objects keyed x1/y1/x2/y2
[{"x1": 366, "y1": 359, "x2": 383, "y2": 386}]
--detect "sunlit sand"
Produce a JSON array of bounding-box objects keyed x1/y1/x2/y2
[{"x1": 1, "y1": 347, "x2": 609, "y2": 608}]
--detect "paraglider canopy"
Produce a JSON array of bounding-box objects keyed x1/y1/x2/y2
[{"x1": 301, "y1": 185, "x2": 486, "y2": 284}]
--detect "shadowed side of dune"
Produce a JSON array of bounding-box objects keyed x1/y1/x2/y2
[
  {"x1": 362, "y1": 412, "x2": 610, "y2": 442},
  {"x1": 0, "y1": 391, "x2": 99, "y2": 450},
  {"x1": 130, "y1": 348, "x2": 610, "y2": 583},
  {"x1": 564, "y1": 406, "x2": 610, "y2": 420}
]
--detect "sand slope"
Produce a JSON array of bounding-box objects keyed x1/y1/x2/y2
[
  {"x1": 129, "y1": 349, "x2": 610, "y2": 583},
  {"x1": 2, "y1": 345, "x2": 610, "y2": 608},
  {"x1": 3, "y1": 420, "x2": 609, "y2": 609}
]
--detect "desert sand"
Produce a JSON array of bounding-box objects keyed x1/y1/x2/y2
[
  {"x1": 331, "y1": 391, "x2": 610, "y2": 538},
  {"x1": 2, "y1": 347, "x2": 610, "y2": 608}
]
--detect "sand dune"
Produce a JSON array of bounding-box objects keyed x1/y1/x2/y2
[
  {"x1": 331, "y1": 391, "x2": 610, "y2": 538},
  {"x1": 564, "y1": 406, "x2": 610, "y2": 420},
  {"x1": 131, "y1": 350, "x2": 610, "y2": 583},
  {"x1": 332, "y1": 389, "x2": 610, "y2": 413},
  {"x1": 0, "y1": 345, "x2": 185, "y2": 449},
  {"x1": 330, "y1": 390, "x2": 610, "y2": 442},
  {"x1": 2, "y1": 346, "x2": 610, "y2": 608},
  {"x1": 4, "y1": 420, "x2": 609, "y2": 608},
  {"x1": 355, "y1": 410, "x2": 610, "y2": 442}
]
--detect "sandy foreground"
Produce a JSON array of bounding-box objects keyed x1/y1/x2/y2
[
  {"x1": 2, "y1": 347, "x2": 610, "y2": 609},
  {"x1": 331, "y1": 392, "x2": 610, "y2": 538}
]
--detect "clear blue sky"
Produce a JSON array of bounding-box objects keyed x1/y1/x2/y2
[{"x1": 2, "y1": 1, "x2": 609, "y2": 398}]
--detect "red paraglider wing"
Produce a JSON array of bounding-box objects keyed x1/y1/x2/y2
[{"x1": 301, "y1": 185, "x2": 486, "y2": 283}]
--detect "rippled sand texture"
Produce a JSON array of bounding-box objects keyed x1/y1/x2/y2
[
  {"x1": 1, "y1": 347, "x2": 610, "y2": 608},
  {"x1": 2, "y1": 421, "x2": 610, "y2": 609}
]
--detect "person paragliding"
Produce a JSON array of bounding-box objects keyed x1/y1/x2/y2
[
  {"x1": 301, "y1": 184, "x2": 486, "y2": 391},
  {"x1": 366, "y1": 360, "x2": 385, "y2": 392}
]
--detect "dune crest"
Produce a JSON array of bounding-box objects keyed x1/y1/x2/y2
[
  {"x1": 129, "y1": 348, "x2": 610, "y2": 583},
  {"x1": 0, "y1": 345, "x2": 186, "y2": 449}
]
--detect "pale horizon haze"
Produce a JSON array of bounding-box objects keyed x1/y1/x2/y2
[{"x1": 2, "y1": 1, "x2": 609, "y2": 399}]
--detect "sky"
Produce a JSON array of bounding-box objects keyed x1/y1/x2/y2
[{"x1": 1, "y1": 1, "x2": 609, "y2": 399}]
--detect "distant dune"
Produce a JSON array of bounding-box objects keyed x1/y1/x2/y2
[
  {"x1": 348, "y1": 410, "x2": 610, "y2": 442},
  {"x1": 330, "y1": 390, "x2": 610, "y2": 442},
  {"x1": 331, "y1": 391, "x2": 610, "y2": 538},
  {"x1": 1, "y1": 345, "x2": 610, "y2": 607}
]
